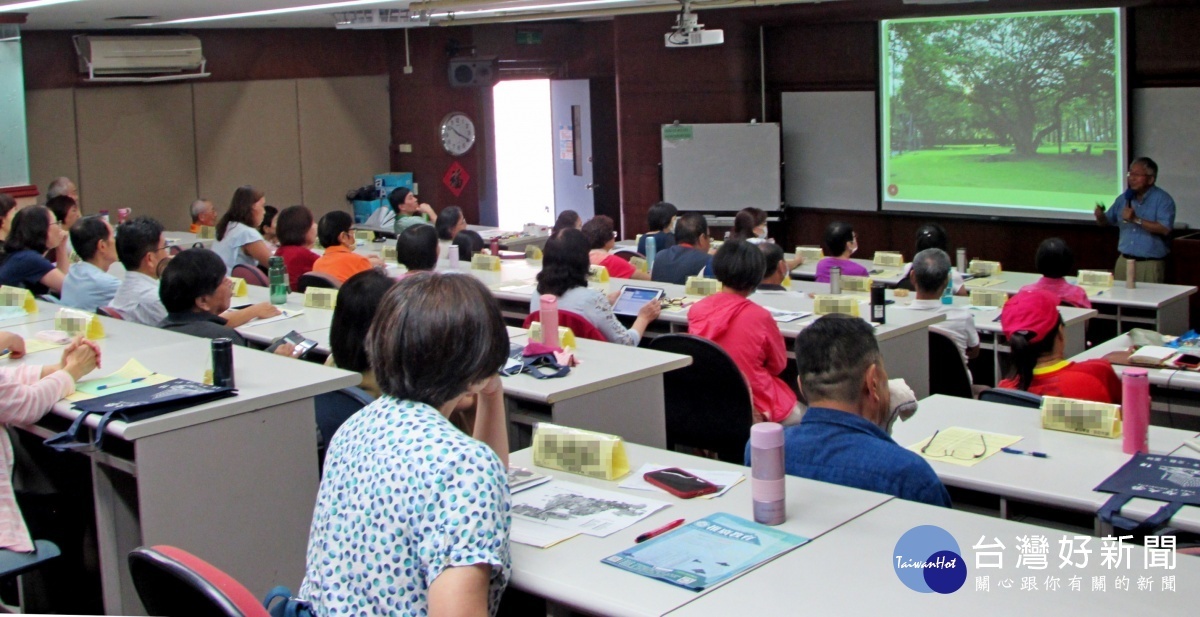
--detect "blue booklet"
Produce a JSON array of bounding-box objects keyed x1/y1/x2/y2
[{"x1": 601, "y1": 512, "x2": 809, "y2": 591}]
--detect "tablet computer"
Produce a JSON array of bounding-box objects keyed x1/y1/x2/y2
[{"x1": 611, "y1": 285, "x2": 666, "y2": 317}]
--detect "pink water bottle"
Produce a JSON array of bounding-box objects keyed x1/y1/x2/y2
[
  {"x1": 539, "y1": 294, "x2": 559, "y2": 348},
  {"x1": 750, "y1": 423, "x2": 786, "y2": 525},
  {"x1": 490, "y1": 237, "x2": 500, "y2": 256},
  {"x1": 1122, "y1": 368, "x2": 1150, "y2": 454}
]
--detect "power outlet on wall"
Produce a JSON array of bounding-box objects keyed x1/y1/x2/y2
[{"x1": 398, "y1": 143, "x2": 413, "y2": 153}]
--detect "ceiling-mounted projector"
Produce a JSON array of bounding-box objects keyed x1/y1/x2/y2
[{"x1": 665, "y1": 1, "x2": 723, "y2": 48}]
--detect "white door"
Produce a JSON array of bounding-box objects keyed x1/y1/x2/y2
[{"x1": 550, "y1": 80, "x2": 594, "y2": 221}]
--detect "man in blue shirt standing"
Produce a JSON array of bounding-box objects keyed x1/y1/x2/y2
[
  {"x1": 1094, "y1": 157, "x2": 1175, "y2": 283},
  {"x1": 747, "y1": 313, "x2": 951, "y2": 508}
]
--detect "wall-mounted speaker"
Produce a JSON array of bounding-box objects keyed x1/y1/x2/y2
[{"x1": 448, "y1": 57, "x2": 497, "y2": 88}]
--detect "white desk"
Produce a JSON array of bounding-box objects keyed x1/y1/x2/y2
[
  {"x1": 508, "y1": 443, "x2": 893, "y2": 617},
  {"x1": 0, "y1": 300, "x2": 66, "y2": 328},
  {"x1": 1073, "y1": 334, "x2": 1200, "y2": 419},
  {"x1": 960, "y1": 301, "x2": 1096, "y2": 385},
  {"x1": 891, "y1": 395, "x2": 1200, "y2": 534},
  {"x1": 669, "y1": 497, "x2": 1200, "y2": 614},
  {"x1": 163, "y1": 231, "x2": 214, "y2": 249},
  {"x1": 789, "y1": 256, "x2": 909, "y2": 286}
]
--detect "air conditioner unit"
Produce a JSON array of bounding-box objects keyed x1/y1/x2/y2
[{"x1": 73, "y1": 35, "x2": 211, "y2": 83}]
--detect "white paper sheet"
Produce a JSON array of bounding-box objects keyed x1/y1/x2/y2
[
  {"x1": 511, "y1": 480, "x2": 671, "y2": 537},
  {"x1": 242, "y1": 309, "x2": 304, "y2": 328}
]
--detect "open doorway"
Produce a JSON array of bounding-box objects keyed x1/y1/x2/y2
[{"x1": 493, "y1": 79, "x2": 554, "y2": 230}]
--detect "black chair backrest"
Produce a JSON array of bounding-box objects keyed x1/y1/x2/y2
[
  {"x1": 297, "y1": 272, "x2": 339, "y2": 293},
  {"x1": 128, "y1": 547, "x2": 247, "y2": 617},
  {"x1": 648, "y1": 334, "x2": 754, "y2": 463},
  {"x1": 315, "y1": 386, "x2": 374, "y2": 468},
  {"x1": 928, "y1": 329, "x2": 974, "y2": 399},
  {"x1": 978, "y1": 387, "x2": 1044, "y2": 409}
]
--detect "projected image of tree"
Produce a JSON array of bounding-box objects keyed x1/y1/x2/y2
[{"x1": 882, "y1": 10, "x2": 1123, "y2": 213}]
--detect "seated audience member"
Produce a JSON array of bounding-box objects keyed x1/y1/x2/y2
[
  {"x1": 259, "y1": 205, "x2": 279, "y2": 251},
  {"x1": 815, "y1": 221, "x2": 868, "y2": 283},
  {"x1": 45, "y1": 195, "x2": 80, "y2": 262},
  {"x1": 389, "y1": 187, "x2": 437, "y2": 235},
  {"x1": 46, "y1": 176, "x2": 78, "y2": 202},
  {"x1": 906, "y1": 248, "x2": 980, "y2": 367},
  {"x1": 274, "y1": 205, "x2": 320, "y2": 291},
  {"x1": 213, "y1": 185, "x2": 273, "y2": 275},
  {"x1": 325, "y1": 270, "x2": 394, "y2": 399},
  {"x1": 754, "y1": 243, "x2": 799, "y2": 296},
  {"x1": 0, "y1": 331, "x2": 98, "y2": 551},
  {"x1": 650, "y1": 212, "x2": 713, "y2": 284},
  {"x1": 749, "y1": 314, "x2": 952, "y2": 507},
  {"x1": 434, "y1": 206, "x2": 474, "y2": 261},
  {"x1": 312, "y1": 211, "x2": 384, "y2": 283},
  {"x1": 730, "y1": 207, "x2": 804, "y2": 270},
  {"x1": 396, "y1": 224, "x2": 439, "y2": 276},
  {"x1": 0, "y1": 206, "x2": 68, "y2": 295},
  {"x1": 158, "y1": 249, "x2": 293, "y2": 354},
  {"x1": 454, "y1": 228, "x2": 485, "y2": 261},
  {"x1": 897, "y1": 223, "x2": 965, "y2": 295},
  {"x1": 532, "y1": 229, "x2": 659, "y2": 346},
  {"x1": 690, "y1": 241, "x2": 803, "y2": 425},
  {"x1": 583, "y1": 215, "x2": 649, "y2": 281},
  {"x1": 552, "y1": 210, "x2": 583, "y2": 235},
  {"x1": 108, "y1": 217, "x2": 170, "y2": 324},
  {"x1": 1021, "y1": 237, "x2": 1091, "y2": 309},
  {"x1": 637, "y1": 201, "x2": 677, "y2": 256},
  {"x1": 299, "y1": 272, "x2": 512, "y2": 615},
  {"x1": 60, "y1": 217, "x2": 120, "y2": 312},
  {"x1": 0, "y1": 193, "x2": 18, "y2": 250},
  {"x1": 188, "y1": 198, "x2": 217, "y2": 233},
  {"x1": 998, "y1": 289, "x2": 1120, "y2": 403}
]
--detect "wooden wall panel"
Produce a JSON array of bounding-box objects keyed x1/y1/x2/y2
[
  {"x1": 194, "y1": 79, "x2": 303, "y2": 212},
  {"x1": 24, "y1": 87, "x2": 77, "y2": 196},
  {"x1": 74, "y1": 84, "x2": 196, "y2": 230},
  {"x1": 297, "y1": 75, "x2": 390, "y2": 216}
]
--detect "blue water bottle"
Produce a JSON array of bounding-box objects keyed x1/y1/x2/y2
[
  {"x1": 645, "y1": 235, "x2": 657, "y2": 272},
  {"x1": 941, "y1": 270, "x2": 955, "y2": 305}
]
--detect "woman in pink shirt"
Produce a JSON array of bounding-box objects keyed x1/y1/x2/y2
[
  {"x1": 1020, "y1": 237, "x2": 1092, "y2": 308},
  {"x1": 0, "y1": 332, "x2": 99, "y2": 551}
]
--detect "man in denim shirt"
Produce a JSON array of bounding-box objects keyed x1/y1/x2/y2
[
  {"x1": 747, "y1": 314, "x2": 951, "y2": 507},
  {"x1": 1094, "y1": 157, "x2": 1175, "y2": 283}
]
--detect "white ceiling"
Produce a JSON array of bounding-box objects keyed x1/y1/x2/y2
[{"x1": 8, "y1": 1, "x2": 416, "y2": 30}]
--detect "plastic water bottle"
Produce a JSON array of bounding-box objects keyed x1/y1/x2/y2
[
  {"x1": 645, "y1": 235, "x2": 657, "y2": 272},
  {"x1": 830, "y1": 266, "x2": 842, "y2": 295},
  {"x1": 956, "y1": 248, "x2": 966, "y2": 272},
  {"x1": 490, "y1": 236, "x2": 500, "y2": 256},
  {"x1": 941, "y1": 272, "x2": 954, "y2": 305},
  {"x1": 268, "y1": 256, "x2": 288, "y2": 305},
  {"x1": 1122, "y1": 368, "x2": 1150, "y2": 455},
  {"x1": 751, "y1": 423, "x2": 786, "y2": 525},
  {"x1": 539, "y1": 294, "x2": 559, "y2": 348},
  {"x1": 448, "y1": 243, "x2": 459, "y2": 270}
]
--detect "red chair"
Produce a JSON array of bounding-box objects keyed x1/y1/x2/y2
[
  {"x1": 128, "y1": 545, "x2": 271, "y2": 617},
  {"x1": 96, "y1": 306, "x2": 124, "y2": 319},
  {"x1": 610, "y1": 248, "x2": 645, "y2": 262},
  {"x1": 232, "y1": 264, "x2": 270, "y2": 287},
  {"x1": 523, "y1": 309, "x2": 606, "y2": 342}
]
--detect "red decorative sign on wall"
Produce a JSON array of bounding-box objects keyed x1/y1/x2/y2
[{"x1": 443, "y1": 161, "x2": 470, "y2": 198}]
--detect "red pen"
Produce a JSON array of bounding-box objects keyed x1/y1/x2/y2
[{"x1": 636, "y1": 518, "x2": 685, "y2": 543}]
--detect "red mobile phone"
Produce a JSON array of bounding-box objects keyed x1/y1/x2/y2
[
  {"x1": 1174, "y1": 354, "x2": 1200, "y2": 369},
  {"x1": 643, "y1": 468, "x2": 720, "y2": 499}
]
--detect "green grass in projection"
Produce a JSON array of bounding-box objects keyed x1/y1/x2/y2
[{"x1": 885, "y1": 144, "x2": 1120, "y2": 212}]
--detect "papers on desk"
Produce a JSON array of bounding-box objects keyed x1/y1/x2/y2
[
  {"x1": 1079, "y1": 285, "x2": 1108, "y2": 298},
  {"x1": 765, "y1": 307, "x2": 812, "y2": 323},
  {"x1": 908, "y1": 426, "x2": 1023, "y2": 468},
  {"x1": 68, "y1": 359, "x2": 174, "y2": 401},
  {"x1": 1129, "y1": 345, "x2": 1178, "y2": 365},
  {"x1": 241, "y1": 309, "x2": 304, "y2": 328},
  {"x1": 619, "y1": 464, "x2": 744, "y2": 499},
  {"x1": 508, "y1": 466, "x2": 552, "y2": 494},
  {"x1": 964, "y1": 278, "x2": 1006, "y2": 288},
  {"x1": 496, "y1": 280, "x2": 537, "y2": 294},
  {"x1": 511, "y1": 480, "x2": 670, "y2": 538},
  {"x1": 21, "y1": 337, "x2": 66, "y2": 355},
  {"x1": 602, "y1": 512, "x2": 809, "y2": 591}
]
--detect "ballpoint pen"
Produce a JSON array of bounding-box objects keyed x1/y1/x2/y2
[
  {"x1": 97, "y1": 377, "x2": 147, "y2": 391},
  {"x1": 636, "y1": 518, "x2": 685, "y2": 543},
  {"x1": 1001, "y1": 447, "x2": 1049, "y2": 458}
]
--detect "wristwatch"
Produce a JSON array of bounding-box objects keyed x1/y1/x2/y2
[{"x1": 1134, "y1": 217, "x2": 1144, "y2": 226}]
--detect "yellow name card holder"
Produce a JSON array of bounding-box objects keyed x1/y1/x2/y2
[
  {"x1": 969, "y1": 289, "x2": 1008, "y2": 307},
  {"x1": 196, "y1": 225, "x2": 216, "y2": 240},
  {"x1": 524, "y1": 245, "x2": 543, "y2": 261},
  {"x1": 841, "y1": 275, "x2": 873, "y2": 293},
  {"x1": 969, "y1": 259, "x2": 1002, "y2": 277},
  {"x1": 1041, "y1": 395, "x2": 1122, "y2": 439},
  {"x1": 629, "y1": 256, "x2": 649, "y2": 273},
  {"x1": 0, "y1": 286, "x2": 37, "y2": 314},
  {"x1": 55, "y1": 308, "x2": 105, "y2": 339},
  {"x1": 227, "y1": 277, "x2": 249, "y2": 297},
  {"x1": 1077, "y1": 270, "x2": 1114, "y2": 288},
  {"x1": 796, "y1": 246, "x2": 824, "y2": 262},
  {"x1": 873, "y1": 251, "x2": 904, "y2": 267},
  {"x1": 527, "y1": 322, "x2": 577, "y2": 350},
  {"x1": 354, "y1": 230, "x2": 375, "y2": 243},
  {"x1": 685, "y1": 276, "x2": 721, "y2": 297},
  {"x1": 587, "y1": 265, "x2": 610, "y2": 283},
  {"x1": 304, "y1": 287, "x2": 338, "y2": 309},
  {"x1": 471, "y1": 253, "x2": 501, "y2": 271},
  {"x1": 533, "y1": 422, "x2": 630, "y2": 480},
  {"x1": 380, "y1": 245, "x2": 398, "y2": 262},
  {"x1": 813, "y1": 294, "x2": 860, "y2": 317}
]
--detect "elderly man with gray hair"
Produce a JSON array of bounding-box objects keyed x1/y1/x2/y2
[
  {"x1": 906, "y1": 247, "x2": 980, "y2": 368},
  {"x1": 46, "y1": 176, "x2": 78, "y2": 202},
  {"x1": 188, "y1": 199, "x2": 216, "y2": 233}
]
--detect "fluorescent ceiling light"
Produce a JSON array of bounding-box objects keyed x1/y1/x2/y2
[
  {"x1": 0, "y1": 0, "x2": 86, "y2": 10},
  {"x1": 431, "y1": 0, "x2": 657, "y2": 18},
  {"x1": 138, "y1": 0, "x2": 397, "y2": 26}
]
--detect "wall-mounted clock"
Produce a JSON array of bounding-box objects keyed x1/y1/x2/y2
[{"x1": 440, "y1": 111, "x2": 476, "y2": 156}]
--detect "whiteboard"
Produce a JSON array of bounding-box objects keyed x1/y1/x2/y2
[
  {"x1": 1132, "y1": 88, "x2": 1200, "y2": 229},
  {"x1": 781, "y1": 92, "x2": 877, "y2": 212},
  {"x1": 661, "y1": 123, "x2": 780, "y2": 212}
]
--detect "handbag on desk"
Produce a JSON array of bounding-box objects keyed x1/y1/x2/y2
[
  {"x1": 1095, "y1": 453, "x2": 1200, "y2": 535},
  {"x1": 500, "y1": 343, "x2": 571, "y2": 380}
]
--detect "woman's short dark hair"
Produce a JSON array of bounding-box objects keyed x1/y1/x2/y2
[
  {"x1": 217, "y1": 185, "x2": 264, "y2": 241},
  {"x1": 581, "y1": 215, "x2": 616, "y2": 250},
  {"x1": 45, "y1": 195, "x2": 77, "y2": 224},
  {"x1": 536, "y1": 228, "x2": 589, "y2": 297},
  {"x1": 4, "y1": 206, "x2": 52, "y2": 255},
  {"x1": 713, "y1": 240, "x2": 765, "y2": 292},
  {"x1": 388, "y1": 187, "x2": 413, "y2": 213},
  {"x1": 730, "y1": 207, "x2": 767, "y2": 241},
  {"x1": 0, "y1": 193, "x2": 16, "y2": 224},
  {"x1": 367, "y1": 272, "x2": 509, "y2": 408},
  {"x1": 259, "y1": 205, "x2": 278, "y2": 234},
  {"x1": 275, "y1": 205, "x2": 314, "y2": 247},
  {"x1": 453, "y1": 229, "x2": 484, "y2": 261},
  {"x1": 396, "y1": 224, "x2": 439, "y2": 271},
  {"x1": 159, "y1": 248, "x2": 226, "y2": 314},
  {"x1": 1035, "y1": 237, "x2": 1075, "y2": 279},
  {"x1": 646, "y1": 202, "x2": 678, "y2": 232},
  {"x1": 758, "y1": 242, "x2": 785, "y2": 279},
  {"x1": 914, "y1": 223, "x2": 948, "y2": 253},
  {"x1": 435, "y1": 206, "x2": 463, "y2": 241},
  {"x1": 330, "y1": 270, "x2": 395, "y2": 373},
  {"x1": 552, "y1": 210, "x2": 581, "y2": 235},
  {"x1": 823, "y1": 221, "x2": 855, "y2": 256},
  {"x1": 318, "y1": 211, "x2": 353, "y2": 249}
]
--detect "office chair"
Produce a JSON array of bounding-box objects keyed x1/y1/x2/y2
[
  {"x1": 928, "y1": 330, "x2": 975, "y2": 399},
  {"x1": 231, "y1": 264, "x2": 270, "y2": 287},
  {"x1": 295, "y1": 272, "x2": 341, "y2": 293},
  {"x1": 314, "y1": 386, "x2": 374, "y2": 470},
  {"x1": 128, "y1": 545, "x2": 271, "y2": 617},
  {"x1": 0, "y1": 540, "x2": 60, "y2": 612},
  {"x1": 522, "y1": 310, "x2": 606, "y2": 342},
  {"x1": 978, "y1": 387, "x2": 1044, "y2": 409}
]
